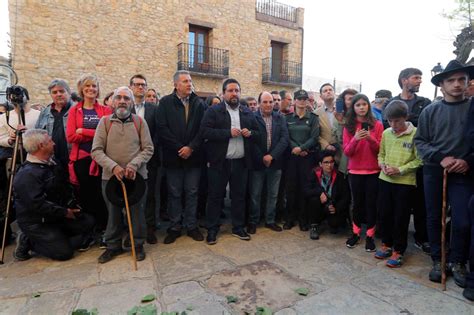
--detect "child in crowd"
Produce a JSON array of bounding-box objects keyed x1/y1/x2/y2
[
  {"x1": 343, "y1": 94, "x2": 383, "y2": 251},
  {"x1": 375, "y1": 100, "x2": 422, "y2": 267}
]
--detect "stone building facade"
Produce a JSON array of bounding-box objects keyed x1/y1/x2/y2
[{"x1": 9, "y1": 0, "x2": 304, "y2": 104}]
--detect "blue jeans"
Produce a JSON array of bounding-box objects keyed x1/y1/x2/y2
[
  {"x1": 249, "y1": 169, "x2": 282, "y2": 225},
  {"x1": 166, "y1": 168, "x2": 201, "y2": 231},
  {"x1": 101, "y1": 180, "x2": 147, "y2": 250},
  {"x1": 424, "y1": 166, "x2": 473, "y2": 263}
]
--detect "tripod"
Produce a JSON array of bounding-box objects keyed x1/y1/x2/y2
[{"x1": 0, "y1": 108, "x2": 26, "y2": 264}]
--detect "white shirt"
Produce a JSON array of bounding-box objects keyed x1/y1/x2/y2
[
  {"x1": 134, "y1": 102, "x2": 145, "y2": 119},
  {"x1": 225, "y1": 102, "x2": 245, "y2": 159},
  {"x1": 325, "y1": 106, "x2": 335, "y2": 129},
  {"x1": 0, "y1": 108, "x2": 40, "y2": 147}
]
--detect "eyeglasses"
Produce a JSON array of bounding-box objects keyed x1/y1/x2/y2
[
  {"x1": 322, "y1": 160, "x2": 335, "y2": 164},
  {"x1": 132, "y1": 83, "x2": 147, "y2": 87},
  {"x1": 114, "y1": 95, "x2": 131, "y2": 101}
]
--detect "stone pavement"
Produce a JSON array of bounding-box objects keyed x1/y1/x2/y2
[{"x1": 0, "y1": 223, "x2": 472, "y2": 314}]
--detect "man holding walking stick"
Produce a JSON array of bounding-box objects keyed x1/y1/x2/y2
[
  {"x1": 414, "y1": 60, "x2": 474, "y2": 289},
  {"x1": 91, "y1": 86, "x2": 154, "y2": 264}
]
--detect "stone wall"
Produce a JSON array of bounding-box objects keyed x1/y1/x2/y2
[{"x1": 9, "y1": 0, "x2": 304, "y2": 105}]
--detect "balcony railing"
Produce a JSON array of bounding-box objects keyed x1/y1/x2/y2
[
  {"x1": 256, "y1": 0, "x2": 297, "y2": 23},
  {"x1": 177, "y1": 43, "x2": 229, "y2": 77},
  {"x1": 262, "y1": 57, "x2": 302, "y2": 86}
]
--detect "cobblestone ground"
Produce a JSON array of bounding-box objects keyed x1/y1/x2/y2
[{"x1": 0, "y1": 221, "x2": 472, "y2": 314}]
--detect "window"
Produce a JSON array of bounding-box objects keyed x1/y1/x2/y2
[
  {"x1": 270, "y1": 41, "x2": 285, "y2": 81},
  {"x1": 188, "y1": 25, "x2": 210, "y2": 69}
]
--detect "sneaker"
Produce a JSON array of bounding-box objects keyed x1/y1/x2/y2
[
  {"x1": 365, "y1": 237, "x2": 376, "y2": 252},
  {"x1": 206, "y1": 231, "x2": 217, "y2": 245},
  {"x1": 374, "y1": 244, "x2": 392, "y2": 259},
  {"x1": 164, "y1": 230, "x2": 182, "y2": 244},
  {"x1": 429, "y1": 261, "x2": 443, "y2": 283},
  {"x1": 386, "y1": 252, "x2": 403, "y2": 268},
  {"x1": 98, "y1": 248, "x2": 124, "y2": 264},
  {"x1": 99, "y1": 237, "x2": 107, "y2": 250},
  {"x1": 309, "y1": 224, "x2": 320, "y2": 240},
  {"x1": 414, "y1": 240, "x2": 431, "y2": 255},
  {"x1": 78, "y1": 236, "x2": 96, "y2": 252},
  {"x1": 247, "y1": 224, "x2": 257, "y2": 235},
  {"x1": 187, "y1": 228, "x2": 204, "y2": 241},
  {"x1": 13, "y1": 231, "x2": 32, "y2": 261},
  {"x1": 462, "y1": 287, "x2": 474, "y2": 301},
  {"x1": 283, "y1": 221, "x2": 294, "y2": 230},
  {"x1": 346, "y1": 234, "x2": 360, "y2": 248},
  {"x1": 135, "y1": 245, "x2": 146, "y2": 261},
  {"x1": 299, "y1": 224, "x2": 309, "y2": 232},
  {"x1": 448, "y1": 262, "x2": 467, "y2": 288},
  {"x1": 123, "y1": 235, "x2": 131, "y2": 248},
  {"x1": 146, "y1": 227, "x2": 158, "y2": 244},
  {"x1": 232, "y1": 229, "x2": 251, "y2": 241},
  {"x1": 265, "y1": 223, "x2": 283, "y2": 232}
]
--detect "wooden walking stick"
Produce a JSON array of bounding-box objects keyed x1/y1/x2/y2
[
  {"x1": 120, "y1": 180, "x2": 137, "y2": 271},
  {"x1": 441, "y1": 168, "x2": 448, "y2": 291}
]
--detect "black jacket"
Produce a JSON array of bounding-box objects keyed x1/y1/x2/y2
[
  {"x1": 200, "y1": 102, "x2": 259, "y2": 169},
  {"x1": 383, "y1": 94, "x2": 431, "y2": 128},
  {"x1": 252, "y1": 110, "x2": 289, "y2": 170},
  {"x1": 132, "y1": 102, "x2": 160, "y2": 166},
  {"x1": 303, "y1": 168, "x2": 351, "y2": 214},
  {"x1": 157, "y1": 91, "x2": 206, "y2": 168},
  {"x1": 13, "y1": 161, "x2": 76, "y2": 225}
]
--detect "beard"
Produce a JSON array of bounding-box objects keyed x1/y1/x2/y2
[
  {"x1": 408, "y1": 84, "x2": 420, "y2": 93},
  {"x1": 227, "y1": 97, "x2": 240, "y2": 108},
  {"x1": 115, "y1": 105, "x2": 131, "y2": 119}
]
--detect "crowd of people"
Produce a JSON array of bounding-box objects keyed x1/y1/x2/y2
[{"x1": 0, "y1": 59, "x2": 473, "y2": 302}]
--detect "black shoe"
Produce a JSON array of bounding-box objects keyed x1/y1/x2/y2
[
  {"x1": 99, "y1": 237, "x2": 107, "y2": 250},
  {"x1": 299, "y1": 224, "x2": 309, "y2": 232},
  {"x1": 78, "y1": 236, "x2": 96, "y2": 252},
  {"x1": 146, "y1": 227, "x2": 158, "y2": 244},
  {"x1": 365, "y1": 237, "x2": 376, "y2": 252},
  {"x1": 123, "y1": 235, "x2": 131, "y2": 248},
  {"x1": 414, "y1": 240, "x2": 431, "y2": 255},
  {"x1": 329, "y1": 226, "x2": 338, "y2": 234},
  {"x1": 164, "y1": 230, "x2": 182, "y2": 244},
  {"x1": 463, "y1": 287, "x2": 474, "y2": 301},
  {"x1": 187, "y1": 228, "x2": 204, "y2": 241},
  {"x1": 98, "y1": 248, "x2": 124, "y2": 264},
  {"x1": 265, "y1": 223, "x2": 282, "y2": 232},
  {"x1": 135, "y1": 245, "x2": 146, "y2": 261},
  {"x1": 283, "y1": 221, "x2": 294, "y2": 230},
  {"x1": 13, "y1": 231, "x2": 32, "y2": 261},
  {"x1": 247, "y1": 224, "x2": 257, "y2": 235},
  {"x1": 429, "y1": 261, "x2": 443, "y2": 283},
  {"x1": 310, "y1": 224, "x2": 320, "y2": 240},
  {"x1": 206, "y1": 231, "x2": 217, "y2": 245},
  {"x1": 232, "y1": 229, "x2": 251, "y2": 241},
  {"x1": 346, "y1": 234, "x2": 360, "y2": 248},
  {"x1": 448, "y1": 262, "x2": 467, "y2": 288}
]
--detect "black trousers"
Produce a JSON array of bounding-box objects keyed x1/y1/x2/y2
[
  {"x1": 145, "y1": 161, "x2": 158, "y2": 229},
  {"x1": 20, "y1": 213, "x2": 94, "y2": 261},
  {"x1": 307, "y1": 197, "x2": 345, "y2": 228},
  {"x1": 206, "y1": 158, "x2": 248, "y2": 233},
  {"x1": 285, "y1": 153, "x2": 314, "y2": 226},
  {"x1": 377, "y1": 180, "x2": 414, "y2": 254},
  {"x1": 74, "y1": 157, "x2": 108, "y2": 231},
  {"x1": 412, "y1": 169, "x2": 428, "y2": 243},
  {"x1": 349, "y1": 173, "x2": 379, "y2": 236}
]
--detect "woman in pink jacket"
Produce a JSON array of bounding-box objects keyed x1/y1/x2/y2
[
  {"x1": 66, "y1": 74, "x2": 112, "y2": 247},
  {"x1": 342, "y1": 93, "x2": 383, "y2": 252}
]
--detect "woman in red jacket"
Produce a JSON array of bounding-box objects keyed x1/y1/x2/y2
[
  {"x1": 342, "y1": 93, "x2": 383, "y2": 252},
  {"x1": 66, "y1": 73, "x2": 112, "y2": 246}
]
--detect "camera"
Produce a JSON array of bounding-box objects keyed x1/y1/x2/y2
[{"x1": 6, "y1": 85, "x2": 29, "y2": 108}]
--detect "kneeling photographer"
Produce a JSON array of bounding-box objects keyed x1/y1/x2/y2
[
  {"x1": 12, "y1": 129, "x2": 94, "y2": 261},
  {"x1": 304, "y1": 150, "x2": 351, "y2": 240}
]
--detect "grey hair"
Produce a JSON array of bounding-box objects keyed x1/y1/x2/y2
[
  {"x1": 173, "y1": 70, "x2": 190, "y2": 83},
  {"x1": 77, "y1": 73, "x2": 100, "y2": 99},
  {"x1": 23, "y1": 129, "x2": 49, "y2": 153},
  {"x1": 113, "y1": 86, "x2": 135, "y2": 104},
  {"x1": 48, "y1": 78, "x2": 71, "y2": 94}
]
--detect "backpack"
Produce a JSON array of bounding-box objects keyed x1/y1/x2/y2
[{"x1": 104, "y1": 114, "x2": 142, "y2": 138}]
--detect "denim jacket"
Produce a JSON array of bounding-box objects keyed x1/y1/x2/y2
[{"x1": 35, "y1": 100, "x2": 72, "y2": 152}]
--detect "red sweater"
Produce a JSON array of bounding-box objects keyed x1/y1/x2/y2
[{"x1": 342, "y1": 120, "x2": 383, "y2": 174}]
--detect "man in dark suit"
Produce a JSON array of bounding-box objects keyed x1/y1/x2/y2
[
  {"x1": 157, "y1": 70, "x2": 206, "y2": 244},
  {"x1": 247, "y1": 91, "x2": 289, "y2": 234},
  {"x1": 200, "y1": 78, "x2": 259, "y2": 244},
  {"x1": 129, "y1": 74, "x2": 160, "y2": 244}
]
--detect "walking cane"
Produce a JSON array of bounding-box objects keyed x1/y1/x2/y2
[
  {"x1": 441, "y1": 168, "x2": 448, "y2": 291},
  {"x1": 120, "y1": 180, "x2": 137, "y2": 271}
]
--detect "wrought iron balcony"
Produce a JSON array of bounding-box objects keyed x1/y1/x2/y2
[
  {"x1": 256, "y1": 0, "x2": 297, "y2": 23},
  {"x1": 177, "y1": 43, "x2": 229, "y2": 78},
  {"x1": 262, "y1": 57, "x2": 302, "y2": 86}
]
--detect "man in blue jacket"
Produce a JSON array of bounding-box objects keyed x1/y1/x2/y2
[
  {"x1": 200, "y1": 78, "x2": 259, "y2": 244},
  {"x1": 247, "y1": 91, "x2": 288, "y2": 234}
]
